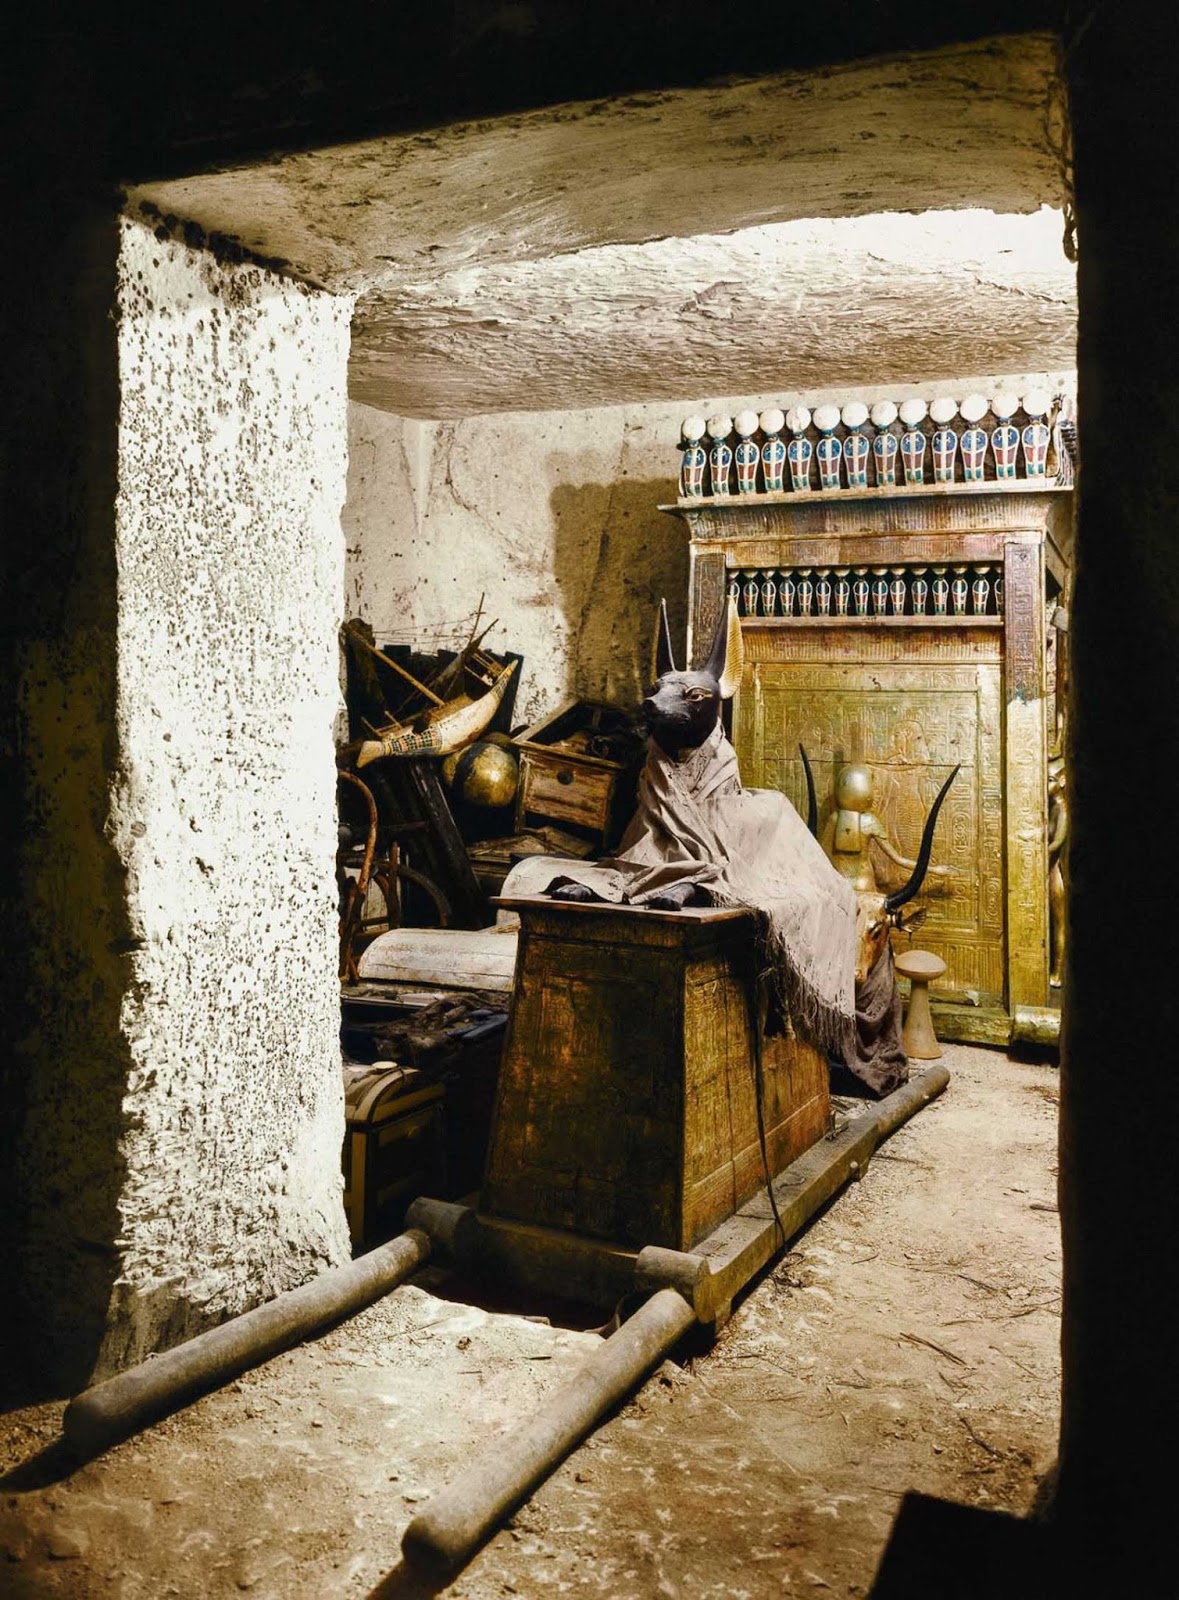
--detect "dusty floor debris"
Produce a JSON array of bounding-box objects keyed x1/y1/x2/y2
[{"x1": 0, "y1": 1042, "x2": 1060, "y2": 1597}]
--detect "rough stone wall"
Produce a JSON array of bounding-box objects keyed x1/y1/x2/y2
[
  {"x1": 128, "y1": 37, "x2": 1074, "y2": 422},
  {"x1": 102, "y1": 219, "x2": 354, "y2": 1370},
  {"x1": 343, "y1": 402, "x2": 689, "y2": 723},
  {"x1": 344, "y1": 368, "x2": 1073, "y2": 724}
]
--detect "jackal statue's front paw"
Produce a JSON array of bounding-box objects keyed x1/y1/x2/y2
[
  {"x1": 644, "y1": 883, "x2": 706, "y2": 912},
  {"x1": 547, "y1": 879, "x2": 602, "y2": 904}
]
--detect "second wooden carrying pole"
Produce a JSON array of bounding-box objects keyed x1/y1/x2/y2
[{"x1": 402, "y1": 1063, "x2": 949, "y2": 1576}]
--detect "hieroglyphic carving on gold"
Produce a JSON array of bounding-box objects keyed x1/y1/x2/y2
[
  {"x1": 688, "y1": 547, "x2": 726, "y2": 668},
  {"x1": 682, "y1": 490, "x2": 1067, "y2": 1020},
  {"x1": 1006, "y1": 699, "x2": 1048, "y2": 1007},
  {"x1": 668, "y1": 488, "x2": 1067, "y2": 544},
  {"x1": 741, "y1": 626, "x2": 1002, "y2": 667},
  {"x1": 714, "y1": 535, "x2": 1012, "y2": 570},
  {"x1": 1003, "y1": 538, "x2": 1048, "y2": 1009},
  {"x1": 734, "y1": 658, "x2": 1005, "y2": 1003}
]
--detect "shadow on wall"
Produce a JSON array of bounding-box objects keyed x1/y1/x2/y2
[
  {"x1": 550, "y1": 476, "x2": 688, "y2": 711},
  {"x1": 0, "y1": 209, "x2": 133, "y2": 1404}
]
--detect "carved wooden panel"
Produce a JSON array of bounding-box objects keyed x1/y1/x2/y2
[
  {"x1": 689, "y1": 547, "x2": 726, "y2": 666},
  {"x1": 734, "y1": 650, "x2": 1005, "y2": 1003},
  {"x1": 483, "y1": 901, "x2": 829, "y2": 1250}
]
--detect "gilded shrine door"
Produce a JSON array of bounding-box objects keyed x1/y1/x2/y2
[
  {"x1": 671, "y1": 486, "x2": 1072, "y2": 1046},
  {"x1": 733, "y1": 633, "x2": 1005, "y2": 1007}
]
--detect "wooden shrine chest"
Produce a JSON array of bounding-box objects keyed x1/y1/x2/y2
[
  {"x1": 482, "y1": 897, "x2": 831, "y2": 1252},
  {"x1": 671, "y1": 483, "x2": 1073, "y2": 1046}
]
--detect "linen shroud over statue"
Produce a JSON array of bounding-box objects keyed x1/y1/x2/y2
[{"x1": 548, "y1": 722, "x2": 860, "y2": 1066}]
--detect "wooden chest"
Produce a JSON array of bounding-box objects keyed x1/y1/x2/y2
[
  {"x1": 513, "y1": 701, "x2": 639, "y2": 845},
  {"x1": 482, "y1": 897, "x2": 831, "y2": 1252},
  {"x1": 342, "y1": 1065, "x2": 446, "y2": 1247}
]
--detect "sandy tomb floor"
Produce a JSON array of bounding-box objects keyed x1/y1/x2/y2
[{"x1": 0, "y1": 1041, "x2": 1061, "y2": 1599}]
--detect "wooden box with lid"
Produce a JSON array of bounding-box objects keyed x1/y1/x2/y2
[{"x1": 512, "y1": 700, "x2": 640, "y2": 845}]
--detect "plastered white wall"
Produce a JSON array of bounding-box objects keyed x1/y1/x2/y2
[
  {"x1": 343, "y1": 403, "x2": 693, "y2": 724},
  {"x1": 107, "y1": 218, "x2": 354, "y2": 1366}
]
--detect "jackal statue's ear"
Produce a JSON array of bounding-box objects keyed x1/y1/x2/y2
[
  {"x1": 703, "y1": 598, "x2": 744, "y2": 699},
  {"x1": 652, "y1": 597, "x2": 677, "y2": 681}
]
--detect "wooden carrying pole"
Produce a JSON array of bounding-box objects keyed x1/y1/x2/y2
[
  {"x1": 62, "y1": 1229, "x2": 431, "y2": 1458},
  {"x1": 401, "y1": 1287, "x2": 698, "y2": 1575},
  {"x1": 400, "y1": 1063, "x2": 950, "y2": 1577}
]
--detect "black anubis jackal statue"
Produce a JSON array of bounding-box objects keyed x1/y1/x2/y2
[
  {"x1": 541, "y1": 600, "x2": 959, "y2": 1094},
  {"x1": 542, "y1": 601, "x2": 863, "y2": 1076},
  {"x1": 550, "y1": 598, "x2": 742, "y2": 911}
]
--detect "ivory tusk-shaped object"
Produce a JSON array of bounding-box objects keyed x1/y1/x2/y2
[{"x1": 356, "y1": 658, "x2": 518, "y2": 766}]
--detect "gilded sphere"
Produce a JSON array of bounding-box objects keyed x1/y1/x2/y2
[
  {"x1": 835, "y1": 763, "x2": 874, "y2": 812},
  {"x1": 444, "y1": 740, "x2": 520, "y2": 808}
]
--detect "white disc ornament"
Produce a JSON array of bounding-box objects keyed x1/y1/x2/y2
[
  {"x1": 812, "y1": 403, "x2": 842, "y2": 434},
  {"x1": 959, "y1": 393, "x2": 989, "y2": 424},
  {"x1": 929, "y1": 396, "x2": 959, "y2": 425}
]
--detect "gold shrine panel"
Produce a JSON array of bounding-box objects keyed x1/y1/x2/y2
[{"x1": 734, "y1": 628, "x2": 1004, "y2": 1004}]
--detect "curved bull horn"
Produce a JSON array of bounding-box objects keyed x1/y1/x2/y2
[
  {"x1": 884, "y1": 764, "x2": 961, "y2": 914},
  {"x1": 356, "y1": 659, "x2": 518, "y2": 766},
  {"x1": 799, "y1": 744, "x2": 818, "y2": 838}
]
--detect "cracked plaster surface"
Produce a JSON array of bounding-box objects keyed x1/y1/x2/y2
[
  {"x1": 129, "y1": 36, "x2": 1074, "y2": 419},
  {"x1": 348, "y1": 206, "x2": 1076, "y2": 416},
  {"x1": 104, "y1": 218, "x2": 355, "y2": 1368}
]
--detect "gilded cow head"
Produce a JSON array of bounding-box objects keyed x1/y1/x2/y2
[
  {"x1": 853, "y1": 892, "x2": 928, "y2": 985},
  {"x1": 799, "y1": 746, "x2": 960, "y2": 983}
]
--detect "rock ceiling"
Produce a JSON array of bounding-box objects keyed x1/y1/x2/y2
[{"x1": 128, "y1": 35, "x2": 1076, "y2": 419}]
